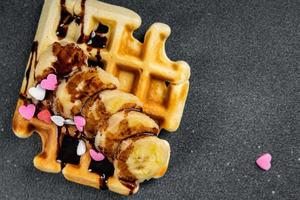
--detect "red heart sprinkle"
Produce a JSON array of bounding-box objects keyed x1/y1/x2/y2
[{"x1": 37, "y1": 109, "x2": 52, "y2": 124}]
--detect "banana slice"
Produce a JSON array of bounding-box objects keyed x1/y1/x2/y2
[
  {"x1": 81, "y1": 90, "x2": 143, "y2": 138},
  {"x1": 53, "y1": 66, "x2": 119, "y2": 118},
  {"x1": 118, "y1": 136, "x2": 170, "y2": 181},
  {"x1": 99, "y1": 90, "x2": 143, "y2": 114},
  {"x1": 95, "y1": 110, "x2": 159, "y2": 159},
  {"x1": 107, "y1": 136, "x2": 170, "y2": 195},
  {"x1": 35, "y1": 41, "x2": 88, "y2": 81}
]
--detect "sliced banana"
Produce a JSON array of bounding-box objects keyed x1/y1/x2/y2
[
  {"x1": 99, "y1": 90, "x2": 143, "y2": 114},
  {"x1": 34, "y1": 44, "x2": 57, "y2": 81},
  {"x1": 53, "y1": 66, "x2": 119, "y2": 118},
  {"x1": 107, "y1": 136, "x2": 170, "y2": 195},
  {"x1": 95, "y1": 110, "x2": 159, "y2": 158},
  {"x1": 35, "y1": 41, "x2": 88, "y2": 81},
  {"x1": 119, "y1": 136, "x2": 170, "y2": 181},
  {"x1": 105, "y1": 110, "x2": 159, "y2": 138},
  {"x1": 82, "y1": 90, "x2": 143, "y2": 138}
]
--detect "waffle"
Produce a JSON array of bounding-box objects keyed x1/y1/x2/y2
[{"x1": 12, "y1": 0, "x2": 190, "y2": 195}]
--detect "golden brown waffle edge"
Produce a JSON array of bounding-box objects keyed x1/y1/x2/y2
[{"x1": 12, "y1": 0, "x2": 190, "y2": 195}]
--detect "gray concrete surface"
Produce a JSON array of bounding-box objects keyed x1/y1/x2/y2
[{"x1": 0, "y1": 0, "x2": 299, "y2": 199}]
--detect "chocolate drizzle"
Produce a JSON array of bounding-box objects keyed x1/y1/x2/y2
[
  {"x1": 52, "y1": 42, "x2": 87, "y2": 77},
  {"x1": 56, "y1": 0, "x2": 74, "y2": 39},
  {"x1": 85, "y1": 24, "x2": 108, "y2": 48},
  {"x1": 89, "y1": 157, "x2": 114, "y2": 189},
  {"x1": 57, "y1": 134, "x2": 81, "y2": 166},
  {"x1": 57, "y1": 0, "x2": 108, "y2": 48},
  {"x1": 95, "y1": 23, "x2": 109, "y2": 34},
  {"x1": 35, "y1": 91, "x2": 55, "y2": 112},
  {"x1": 56, "y1": 0, "x2": 108, "y2": 69},
  {"x1": 23, "y1": 41, "x2": 38, "y2": 95},
  {"x1": 120, "y1": 179, "x2": 137, "y2": 195},
  {"x1": 87, "y1": 50, "x2": 105, "y2": 68},
  {"x1": 85, "y1": 23, "x2": 109, "y2": 68},
  {"x1": 72, "y1": 135, "x2": 114, "y2": 189},
  {"x1": 77, "y1": 0, "x2": 88, "y2": 43},
  {"x1": 56, "y1": 0, "x2": 87, "y2": 40}
]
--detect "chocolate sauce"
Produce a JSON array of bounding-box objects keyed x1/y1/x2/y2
[
  {"x1": 88, "y1": 58, "x2": 104, "y2": 68},
  {"x1": 56, "y1": 0, "x2": 108, "y2": 70},
  {"x1": 77, "y1": 0, "x2": 88, "y2": 44},
  {"x1": 95, "y1": 23, "x2": 109, "y2": 34},
  {"x1": 74, "y1": 15, "x2": 82, "y2": 25},
  {"x1": 89, "y1": 157, "x2": 114, "y2": 189},
  {"x1": 57, "y1": 0, "x2": 87, "y2": 40},
  {"x1": 83, "y1": 136, "x2": 115, "y2": 189},
  {"x1": 34, "y1": 91, "x2": 55, "y2": 112},
  {"x1": 52, "y1": 42, "x2": 87, "y2": 77},
  {"x1": 23, "y1": 41, "x2": 38, "y2": 94},
  {"x1": 56, "y1": 0, "x2": 74, "y2": 39},
  {"x1": 19, "y1": 94, "x2": 33, "y2": 104},
  {"x1": 84, "y1": 23, "x2": 108, "y2": 48},
  {"x1": 57, "y1": 135, "x2": 80, "y2": 165},
  {"x1": 165, "y1": 81, "x2": 170, "y2": 87},
  {"x1": 87, "y1": 50, "x2": 105, "y2": 68},
  {"x1": 119, "y1": 179, "x2": 137, "y2": 195}
]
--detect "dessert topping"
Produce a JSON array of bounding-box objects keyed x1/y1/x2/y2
[
  {"x1": 37, "y1": 109, "x2": 52, "y2": 124},
  {"x1": 28, "y1": 84, "x2": 46, "y2": 101},
  {"x1": 51, "y1": 115, "x2": 65, "y2": 127},
  {"x1": 18, "y1": 104, "x2": 36, "y2": 120},
  {"x1": 256, "y1": 153, "x2": 272, "y2": 171},
  {"x1": 76, "y1": 140, "x2": 86, "y2": 156},
  {"x1": 52, "y1": 42, "x2": 87, "y2": 77},
  {"x1": 40, "y1": 74, "x2": 58, "y2": 91},
  {"x1": 74, "y1": 116, "x2": 86, "y2": 132},
  {"x1": 89, "y1": 149, "x2": 105, "y2": 161}
]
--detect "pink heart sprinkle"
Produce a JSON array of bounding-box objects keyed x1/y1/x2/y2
[
  {"x1": 256, "y1": 153, "x2": 272, "y2": 171},
  {"x1": 37, "y1": 109, "x2": 51, "y2": 124},
  {"x1": 89, "y1": 149, "x2": 105, "y2": 161},
  {"x1": 40, "y1": 74, "x2": 57, "y2": 90},
  {"x1": 74, "y1": 116, "x2": 86, "y2": 132},
  {"x1": 19, "y1": 104, "x2": 36, "y2": 120}
]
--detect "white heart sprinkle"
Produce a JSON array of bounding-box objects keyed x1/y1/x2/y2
[
  {"x1": 28, "y1": 84, "x2": 46, "y2": 101},
  {"x1": 91, "y1": 31, "x2": 96, "y2": 38},
  {"x1": 64, "y1": 119, "x2": 75, "y2": 125},
  {"x1": 77, "y1": 140, "x2": 86, "y2": 156},
  {"x1": 87, "y1": 40, "x2": 92, "y2": 45},
  {"x1": 51, "y1": 116, "x2": 65, "y2": 126}
]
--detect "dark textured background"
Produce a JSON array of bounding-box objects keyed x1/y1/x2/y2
[{"x1": 0, "y1": 0, "x2": 299, "y2": 199}]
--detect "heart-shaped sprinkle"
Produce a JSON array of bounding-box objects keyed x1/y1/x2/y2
[
  {"x1": 77, "y1": 140, "x2": 86, "y2": 156},
  {"x1": 74, "y1": 116, "x2": 86, "y2": 132},
  {"x1": 40, "y1": 74, "x2": 57, "y2": 91},
  {"x1": 28, "y1": 84, "x2": 46, "y2": 101},
  {"x1": 89, "y1": 149, "x2": 105, "y2": 161},
  {"x1": 64, "y1": 119, "x2": 75, "y2": 125},
  {"x1": 256, "y1": 153, "x2": 272, "y2": 171},
  {"x1": 19, "y1": 104, "x2": 36, "y2": 120},
  {"x1": 37, "y1": 109, "x2": 51, "y2": 124},
  {"x1": 51, "y1": 115, "x2": 65, "y2": 127}
]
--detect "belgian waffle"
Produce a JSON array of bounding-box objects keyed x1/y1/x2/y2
[{"x1": 12, "y1": 0, "x2": 190, "y2": 195}]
